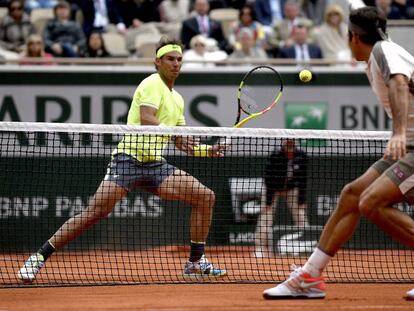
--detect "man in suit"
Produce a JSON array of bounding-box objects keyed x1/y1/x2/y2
[
  {"x1": 76, "y1": 0, "x2": 126, "y2": 36},
  {"x1": 277, "y1": 22, "x2": 322, "y2": 61},
  {"x1": 180, "y1": 0, "x2": 228, "y2": 51},
  {"x1": 269, "y1": 0, "x2": 313, "y2": 56},
  {"x1": 255, "y1": 0, "x2": 286, "y2": 35}
]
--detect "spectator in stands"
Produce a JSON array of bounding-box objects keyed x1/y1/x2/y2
[
  {"x1": 314, "y1": 4, "x2": 351, "y2": 61},
  {"x1": 229, "y1": 27, "x2": 267, "y2": 61},
  {"x1": 159, "y1": 0, "x2": 190, "y2": 25},
  {"x1": 25, "y1": 0, "x2": 58, "y2": 13},
  {"x1": 300, "y1": 0, "x2": 328, "y2": 25},
  {"x1": 182, "y1": 34, "x2": 227, "y2": 68},
  {"x1": 229, "y1": 4, "x2": 266, "y2": 51},
  {"x1": 43, "y1": 1, "x2": 85, "y2": 57},
  {"x1": 0, "y1": 0, "x2": 36, "y2": 53},
  {"x1": 405, "y1": 0, "x2": 414, "y2": 18},
  {"x1": 268, "y1": 0, "x2": 313, "y2": 57},
  {"x1": 277, "y1": 22, "x2": 322, "y2": 61},
  {"x1": 0, "y1": 1, "x2": 10, "y2": 8},
  {"x1": 158, "y1": 0, "x2": 190, "y2": 38},
  {"x1": 76, "y1": 0, "x2": 126, "y2": 37},
  {"x1": 255, "y1": 0, "x2": 285, "y2": 36},
  {"x1": 20, "y1": 33, "x2": 54, "y2": 64},
  {"x1": 119, "y1": 0, "x2": 162, "y2": 28},
  {"x1": 81, "y1": 31, "x2": 110, "y2": 57},
  {"x1": 255, "y1": 139, "x2": 309, "y2": 258},
  {"x1": 180, "y1": 0, "x2": 229, "y2": 52},
  {"x1": 375, "y1": 0, "x2": 403, "y2": 19}
]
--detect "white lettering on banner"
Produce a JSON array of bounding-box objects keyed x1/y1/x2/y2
[
  {"x1": 55, "y1": 195, "x2": 163, "y2": 218},
  {"x1": 229, "y1": 177, "x2": 264, "y2": 223},
  {"x1": 0, "y1": 195, "x2": 163, "y2": 218},
  {"x1": 316, "y1": 195, "x2": 414, "y2": 217},
  {"x1": 229, "y1": 232, "x2": 255, "y2": 244},
  {"x1": 56, "y1": 196, "x2": 87, "y2": 217},
  {"x1": 0, "y1": 196, "x2": 49, "y2": 218},
  {"x1": 316, "y1": 195, "x2": 338, "y2": 216}
]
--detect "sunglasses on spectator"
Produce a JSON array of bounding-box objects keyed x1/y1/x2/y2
[{"x1": 29, "y1": 41, "x2": 42, "y2": 45}]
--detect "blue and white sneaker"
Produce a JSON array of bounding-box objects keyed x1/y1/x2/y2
[
  {"x1": 183, "y1": 255, "x2": 227, "y2": 279},
  {"x1": 17, "y1": 253, "x2": 45, "y2": 282}
]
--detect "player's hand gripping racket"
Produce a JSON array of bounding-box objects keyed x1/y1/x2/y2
[{"x1": 221, "y1": 65, "x2": 284, "y2": 145}]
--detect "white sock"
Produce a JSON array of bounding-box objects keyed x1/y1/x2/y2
[{"x1": 302, "y1": 248, "x2": 332, "y2": 277}]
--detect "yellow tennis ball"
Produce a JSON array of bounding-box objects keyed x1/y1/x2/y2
[{"x1": 299, "y1": 69, "x2": 312, "y2": 83}]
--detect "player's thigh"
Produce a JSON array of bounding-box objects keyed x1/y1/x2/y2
[
  {"x1": 344, "y1": 166, "x2": 381, "y2": 198},
  {"x1": 361, "y1": 153, "x2": 414, "y2": 208},
  {"x1": 85, "y1": 180, "x2": 127, "y2": 217},
  {"x1": 156, "y1": 169, "x2": 214, "y2": 204}
]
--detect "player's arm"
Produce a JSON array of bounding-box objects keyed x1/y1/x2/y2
[
  {"x1": 175, "y1": 134, "x2": 227, "y2": 158},
  {"x1": 140, "y1": 106, "x2": 160, "y2": 125},
  {"x1": 385, "y1": 74, "x2": 410, "y2": 160}
]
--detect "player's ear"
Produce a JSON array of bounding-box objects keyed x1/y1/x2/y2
[{"x1": 154, "y1": 58, "x2": 161, "y2": 68}]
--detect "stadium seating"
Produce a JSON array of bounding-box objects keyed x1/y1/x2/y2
[
  {"x1": 102, "y1": 32, "x2": 129, "y2": 57},
  {"x1": 125, "y1": 24, "x2": 160, "y2": 52},
  {"x1": 209, "y1": 8, "x2": 239, "y2": 39},
  {"x1": 134, "y1": 33, "x2": 162, "y2": 58},
  {"x1": 30, "y1": 8, "x2": 54, "y2": 34}
]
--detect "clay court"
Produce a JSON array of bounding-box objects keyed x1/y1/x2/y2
[
  {"x1": 1, "y1": 246, "x2": 414, "y2": 310},
  {"x1": 1, "y1": 283, "x2": 414, "y2": 311}
]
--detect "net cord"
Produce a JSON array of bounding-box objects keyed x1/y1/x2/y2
[{"x1": 0, "y1": 121, "x2": 391, "y2": 141}]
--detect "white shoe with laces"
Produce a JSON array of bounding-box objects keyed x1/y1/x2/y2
[{"x1": 263, "y1": 265, "x2": 326, "y2": 299}]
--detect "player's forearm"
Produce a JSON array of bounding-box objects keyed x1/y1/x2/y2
[{"x1": 389, "y1": 76, "x2": 409, "y2": 136}]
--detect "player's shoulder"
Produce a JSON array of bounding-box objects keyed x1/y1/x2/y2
[
  {"x1": 372, "y1": 40, "x2": 409, "y2": 60},
  {"x1": 139, "y1": 73, "x2": 161, "y2": 86},
  {"x1": 136, "y1": 73, "x2": 163, "y2": 91}
]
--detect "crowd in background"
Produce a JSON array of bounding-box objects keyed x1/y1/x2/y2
[{"x1": 0, "y1": 0, "x2": 413, "y2": 64}]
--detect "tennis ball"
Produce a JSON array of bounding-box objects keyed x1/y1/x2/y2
[{"x1": 299, "y1": 69, "x2": 312, "y2": 83}]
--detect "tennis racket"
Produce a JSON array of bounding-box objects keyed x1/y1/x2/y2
[
  {"x1": 220, "y1": 65, "x2": 284, "y2": 146},
  {"x1": 234, "y1": 65, "x2": 284, "y2": 128}
]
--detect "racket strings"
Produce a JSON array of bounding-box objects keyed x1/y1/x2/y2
[{"x1": 239, "y1": 67, "x2": 282, "y2": 115}]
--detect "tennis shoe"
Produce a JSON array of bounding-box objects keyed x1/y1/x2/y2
[
  {"x1": 406, "y1": 288, "x2": 414, "y2": 300},
  {"x1": 183, "y1": 255, "x2": 227, "y2": 279},
  {"x1": 17, "y1": 253, "x2": 45, "y2": 282},
  {"x1": 263, "y1": 265, "x2": 326, "y2": 299}
]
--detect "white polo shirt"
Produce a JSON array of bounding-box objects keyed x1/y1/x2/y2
[{"x1": 366, "y1": 40, "x2": 414, "y2": 144}]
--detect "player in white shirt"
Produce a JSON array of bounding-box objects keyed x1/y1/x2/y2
[{"x1": 263, "y1": 6, "x2": 414, "y2": 300}]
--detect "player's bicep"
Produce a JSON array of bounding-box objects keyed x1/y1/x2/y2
[
  {"x1": 388, "y1": 74, "x2": 410, "y2": 101},
  {"x1": 140, "y1": 105, "x2": 159, "y2": 125}
]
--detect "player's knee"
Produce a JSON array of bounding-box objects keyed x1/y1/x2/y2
[
  {"x1": 358, "y1": 190, "x2": 379, "y2": 220},
  {"x1": 340, "y1": 182, "x2": 361, "y2": 204},
  {"x1": 204, "y1": 189, "x2": 215, "y2": 209}
]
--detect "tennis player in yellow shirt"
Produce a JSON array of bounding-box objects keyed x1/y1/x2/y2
[{"x1": 18, "y1": 36, "x2": 227, "y2": 282}]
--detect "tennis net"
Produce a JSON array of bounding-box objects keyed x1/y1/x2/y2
[{"x1": 1, "y1": 122, "x2": 413, "y2": 287}]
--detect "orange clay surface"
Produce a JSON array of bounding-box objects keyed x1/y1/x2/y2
[{"x1": 1, "y1": 283, "x2": 414, "y2": 311}]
